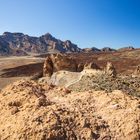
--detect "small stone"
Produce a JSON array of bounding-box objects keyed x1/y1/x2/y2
[
  {"x1": 36, "y1": 97, "x2": 51, "y2": 107},
  {"x1": 64, "y1": 88, "x2": 71, "y2": 94},
  {"x1": 11, "y1": 107, "x2": 19, "y2": 115}
]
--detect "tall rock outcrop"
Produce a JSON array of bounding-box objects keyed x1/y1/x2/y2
[
  {"x1": 105, "y1": 62, "x2": 117, "y2": 78},
  {"x1": 133, "y1": 65, "x2": 140, "y2": 77},
  {"x1": 43, "y1": 54, "x2": 77, "y2": 77}
]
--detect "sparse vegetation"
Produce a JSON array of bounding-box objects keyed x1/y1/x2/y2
[{"x1": 69, "y1": 74, "x2": 140, "y2": 97}]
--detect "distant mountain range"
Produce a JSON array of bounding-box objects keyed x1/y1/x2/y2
[
  {"x1": 0, "y1": 32, "x2": 136, "y2": 56},
  {"x1": 0, "y1": 32, "x2": 81, "y2": 56},
  {"x1": 82, "y1": 46, "x2": 135, "y2": 53}
]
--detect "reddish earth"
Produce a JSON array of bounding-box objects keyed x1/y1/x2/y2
[
  {"x1": 0, "y1": 56, "x2": 44, "y2": 89},
  {"x1": 69, "y1": 50, "x2": 140, "y2": 74},
  {"x1": 2, "y1": 49, "x2": 140, "y2": 78},
  {"x1": 1, "y1": 62, "x2": 43, "y2": 77}
]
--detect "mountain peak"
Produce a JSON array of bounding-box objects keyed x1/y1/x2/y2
[
  {"x1": 0, "y1": 31, "x2": 81, "y2": 55},
  {"x1": 44, "y1": 32, "x2": 52, "y2": 36},
  {"x1": 40, "y1": 33, "x2": 55, "y2": 41},
  {"x1": 44, "y1": 32, "x2": 53, "y2": 38}
]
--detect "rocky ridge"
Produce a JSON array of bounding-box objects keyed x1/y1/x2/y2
[
  {"x1": 0, "y1": 31, "x2": 138, "y2": 56},
  {"x1": 0, "y1": 32, "x2": 81, "y2": 55},
  {"x1": 82, "y1": 46, "x2": 137, "y2": 53}
]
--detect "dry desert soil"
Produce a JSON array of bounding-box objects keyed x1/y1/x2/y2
[
  {"x1": 0, "y1": 56, "x2": 45, "y2": 90},
  {"x1": 0, "y1": 50, "x2": 140, "y2": 140}
]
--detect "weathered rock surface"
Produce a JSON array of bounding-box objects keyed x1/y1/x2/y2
[
  {"x1": 133, "y1": 65, "x2": 140, "y2": 77},
  {"x1": 43, "y1": 54, "x2": 79, "y2": 77},
  {"x1": 105, "y1": 62, "x2": 117, "y2": 78},
  {"x1": 43, "y1": 54, "x2": 101, "y2": 77},
  {"x1": 42, "y1": 70, "x2": 82, "y2": 87}
]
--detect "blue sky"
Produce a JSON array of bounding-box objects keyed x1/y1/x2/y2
[{"x1": 0, "y1": 0, "x2": 140, "y2": 48}]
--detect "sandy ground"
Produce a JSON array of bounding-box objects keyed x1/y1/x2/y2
[{"x1": 0, "y1": 56, "x2": 45, "y2": 90}]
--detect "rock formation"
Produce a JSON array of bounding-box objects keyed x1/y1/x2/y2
[
  {"x1": 105, "y1": 62, "x2": 117, "y2": 78},
  {"x1": 43, "y1": 53, "x2": 78, "y2": 77},
  {"x1": 43, "y1": 56, "x2": 54, "y2": 77},
  {"x1": 133, "y1": 65, "x2": 140, "y2": 76},
  {"x1": 43, "y1": 53, "x2": 101, "y2": 77},
  {"x1": 77, "y1": 63, "x2": 84, "y2": 72}
]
